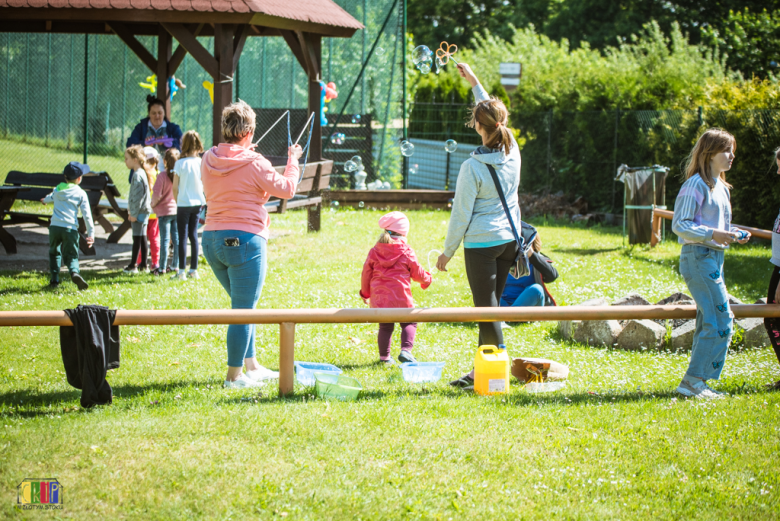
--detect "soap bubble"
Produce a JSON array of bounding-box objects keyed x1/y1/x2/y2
[
  {"x1": 444, "y1": 139, "x2": 458, "y2": 153},
  {"x1": 351, "y1": 114, "x2": 361, "y2": 124},
  {"x1": 400, "y1": 140, "x2": 415, "y2": 157},
  {"x1": 447, "y1": 198, "x2": 454, "y2": 209},
  {"x1": 344, "y1": 160, "x2": 357, "y2": 172},
  {"x1": 382, "y1": 181, "x2": 391, "y2": 190},
  {"x1": 350, "y1": 155, "x2": 363, "y2": 168},
  {"x1": 435, "y1": 56, "x2": 444, "y2": 75},
  {"x1": 419, "y1": 63, "x2": 431, "y2": 75},
  {"x1": 412, "y1": 45, "x2": 433, "y2": 66},
  {"x1": 330, "y1": 132, "x2": 346, "y2": 145},
  {"x1": 329, "y1": 200, "x2": 339, "y2": 212},
  {"x1": 358, "y1": 201, "x2": 365, "y2": 209},
  {"x1": 409, "y1": 164, "x2": 418, "y2": 175},
  {"x1": 376, "y1": 47, "x2": 385, "y2": 56}
]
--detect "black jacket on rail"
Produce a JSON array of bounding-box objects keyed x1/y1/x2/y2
[{"x1": 60, "y1": 305, "x2": 120, "y2": 408}]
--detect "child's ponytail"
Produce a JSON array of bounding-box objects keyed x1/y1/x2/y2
[{"x1": 378, "y1": 230, "x2": 394, "y2": 244}]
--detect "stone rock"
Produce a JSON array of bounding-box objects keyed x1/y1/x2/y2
[
  {"x1": 558, "y1": 298, "x2": 610, "y2": 341},
  {"x1": 616, "y1": 319, "x2": 666, "y2": 350},
  {"x1": 653, "y1": 299, "x2": 696, "y2": 329},
  {"x1": 573, "y1": 319, "x2": 623, "y2": 346},
  {"x1": 671, "y1": 320, "x2": 696, "y2": 350},
  {"x1": 655, "y1": 292, "x2": 693, "y2": 306},
  {"x1": 728, "y1": 294, "x2": 744, "y2": 305},
  {"x1": 755, "y1": 298, "x2": 767, "y2": 304},
  {"x1": 738, "y1": 317, "x2": 769, "y2": 348},
  {"x1": 613, "y1": 293, "x2": 651, "y2": 307}
]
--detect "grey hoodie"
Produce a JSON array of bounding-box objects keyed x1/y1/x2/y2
[
  {"x1": 443, "y1": 84, "x2": 522, "y2": 258},
  {"x1": 127, "y1": 168, "x2": 152, "y2": 218},
  {"x1": 43, "y1": 182, "x2": 95, "y2": 237}
]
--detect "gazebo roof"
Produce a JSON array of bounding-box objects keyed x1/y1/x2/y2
[{"x1": 0, "y1": 0, "x2": 363, "y2": 36}]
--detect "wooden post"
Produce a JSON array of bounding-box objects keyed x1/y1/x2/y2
[
  {"x1": 650, "y1": 210, "x2": 663, "y2": 247},
  {"x1": 307, "y1": 163, "x2": 323, "y2": 232},
  {"x1": 307, "y1": 35, "x2": 323, "y2": 161},
  {"x1": 279, "y1": 322, "x2": 296, "y2": 396},
  {"x1": 212, "y1": 24, "x2": 234, "y2": 147},
  {"x1": 157, "y1": 25, "x2": 172, "y2": 116}
]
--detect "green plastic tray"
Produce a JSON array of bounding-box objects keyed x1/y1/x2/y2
[{"x1": 314, "y1": 372, "x2": 362, "y2": 401}]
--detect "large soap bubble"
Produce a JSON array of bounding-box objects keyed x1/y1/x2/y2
[
  {"x1": 400, "y1": 140, "x2": 415, "y2": 157},
  {"x1": 330, "y1": 132, "x2": 346, "y2": 145},
  {"x1": 350, "y1": 155, "x2": 363, "y2": 168},
  {"x1": 419, "y1": 63, "x2": 431, "y2": 75},
  {"x1": 444, "y1": 139, "x2": 458, "y2": 153},
  {"x1": 435, "y1": 56, "x2": 444, "y2": 75},
  {"x1": 412, "y1": 45, "x2": 433, "y2": 75},
  {"x1": 376, "y1": 47, "x2": 385, "y2": 56},
  {"x1": 344, "y1": 160, "x2": 357, "y2": 172}
]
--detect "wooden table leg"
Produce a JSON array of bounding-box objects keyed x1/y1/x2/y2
[
  {"x1": 0, "y1": 226, "x2": 17, "y2": 254},
  {"x1": 307, "y1": 202, "x2": 321, "y2": 232},
  {"x1": 279, "y1": 322, "x2": 296, "y2": 397},
  {"x1": 107, "y1": 220, "x2": 132, "y2": 243}
]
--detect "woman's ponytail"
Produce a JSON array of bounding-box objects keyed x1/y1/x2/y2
[{"x1": 468, "y1": 97, "x2": 513, "y2": 155}]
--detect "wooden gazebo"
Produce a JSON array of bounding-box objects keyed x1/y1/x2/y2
[{"x1": 0, "y1": 0, "x2": 364, "y2": 161}]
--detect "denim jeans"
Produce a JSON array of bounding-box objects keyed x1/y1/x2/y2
[
  {"x1": 158, "y1": 215, "x2": 179, "y2": 271},
  {"x1": 500, "y1": 284, "x2": 545, "y2": 308},
  {"x1": 679, "y1": 244, "x2": 733, "y2": 380},
  {"x1": 202, "y1": 230, "x2": 267, "y2": 368}
]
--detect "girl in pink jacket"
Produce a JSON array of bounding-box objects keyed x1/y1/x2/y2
[{"x1": 360, "y1": 212, "x2": 432, "y2": 364}]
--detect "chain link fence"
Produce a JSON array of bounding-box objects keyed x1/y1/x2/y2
[
  {"x1": 0, "y1": 0, "x2": 404, "y2": 196},
  {"x1": 405, "y1": 102, "x2": 780, "y2": 227}
]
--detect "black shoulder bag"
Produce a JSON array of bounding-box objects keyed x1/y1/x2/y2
[{"x1": 485, "y1": 164, "x2": 537, "y2": 279}]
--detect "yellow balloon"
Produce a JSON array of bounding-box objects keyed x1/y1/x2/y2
[
  {"x1": 139, "y1": 74, "x2": 157, "y2": 93},
  {"x1": 202, "y1": 81, "x2": 214, "y2": 104}
]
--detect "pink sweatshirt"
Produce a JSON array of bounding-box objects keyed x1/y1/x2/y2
[
  {"x1": 151, "y1": 171, "x2": 177, "y2": 217},
  {"x1": 201, "y1": 143, "x2": 299, "y2": 238},
  {"x1": 360, "y1": 238, "x2": 432, "y2": 308}
]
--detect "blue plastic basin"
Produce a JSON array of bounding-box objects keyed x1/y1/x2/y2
[
  {"x1": 400, "y1": 362, "x2": 446, "y2": 383},
  {"x1": 294, "y1": 362, "x2": 342, "y2": 387}
]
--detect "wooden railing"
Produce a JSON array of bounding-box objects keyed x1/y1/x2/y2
[
  {"x1": 651, "y1": 208, "x2": 772, "y2": 246},
  {"x1": 2, "y1": 304, "x2": 779, "y2": 396}
]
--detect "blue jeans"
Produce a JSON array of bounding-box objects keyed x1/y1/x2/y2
[
  {"x1": 158, "y1": 215, "x2": 179, "y2": 271},
  {"x1": 679, "y1": 244, "x2": 733, "y2": 380},
  {"x1": 202, "y1": 230, "x2": 267, "y2": 368},
  {"x1": 500, "y1": 284, "x2": 546, "y2": 308}
]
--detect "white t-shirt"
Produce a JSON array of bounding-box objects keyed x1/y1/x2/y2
[{"x1": 173, "y1": 157, "x2": 205, "y2": 207}]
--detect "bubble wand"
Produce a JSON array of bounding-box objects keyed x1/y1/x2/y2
[
  {"x1": 436, "y1": 42, "x2": 459, "y2": 66},
  {"x1": 254, "y1": 110, "x2": 290, "y2": 145},
  {"x1": 427, "y1": 249, "x2": 443, "y2": 274}
]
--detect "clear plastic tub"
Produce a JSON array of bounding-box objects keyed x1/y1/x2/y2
[
  {"x1": 314, "y1": 373, "x2": 362, "y2": 401},
  {"x1": 400, "y1": 362, "x2": 446, "y2": 383},
  {"x1": 524, "y1": 381, "x2": 566, "y2": 393},
  {"x1": 294, "y1": 362, "x2": 342, "y2": 387}
]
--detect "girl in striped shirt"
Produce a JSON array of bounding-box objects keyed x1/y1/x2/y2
[{"x1": 671, "y1": 128, "x2": 750, "y2": 399}]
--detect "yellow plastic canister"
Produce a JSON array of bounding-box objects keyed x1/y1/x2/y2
[{"x1": 474, "y1": 345, "x2": 510, "y2": 396}]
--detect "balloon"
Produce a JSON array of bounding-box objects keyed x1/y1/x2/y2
[
  {"x1": 139, "y1": 74, "x2": 157, "y2": 94},
  {"x1": 202, "y1": 81, "x2": 214, "y2": 104},
  {"x1": 320, "y1": 81, "x2": 338, "y2": 126},
  {"x1": 400, "y1": 140, "x2": 415, "y2": 157},
  {"x1": 445, "y1": 139, "x2": 458, "y2": 153}
]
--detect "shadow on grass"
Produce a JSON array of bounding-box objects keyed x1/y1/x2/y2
[{"x1": 551, "y1": 247, "x2": 621, "y2": 256}]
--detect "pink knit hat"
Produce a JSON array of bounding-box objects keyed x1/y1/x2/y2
[{"x1": 378, "y1": 211, "x2": 409, "y2": 236}]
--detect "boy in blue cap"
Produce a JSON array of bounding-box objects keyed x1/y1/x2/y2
[{"x1": 40, "y1": 161, "x2": 95, "y2": 290}]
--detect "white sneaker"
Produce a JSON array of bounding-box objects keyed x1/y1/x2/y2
[
  {"x1": 171, "y1": 270, "x2": 186, "y2": 281},
  {"x1": 500, "y1": 321, "x2": 511, "y2": 329},
  {"x1": 676, "y1": 378, "x2": 723, "y2": 399},
  {"x1": 246, "y1": 366, "x2": 280, "y2": 381},
  {"x1": 188, "y1": 270, "x2": 199, "y2": 280},
  {"x1": 123, "y1": 266, "x2": 138, "y2": 274},
  {"x1": 703, "y1": 381, "x2": 726, "y2": 396},
  {"x1": 224, "y1": 373, "x2": 265, "y2": 388}
]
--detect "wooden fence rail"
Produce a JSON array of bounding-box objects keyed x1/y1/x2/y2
[
  {"x1": 3, "y1": 304, "x2": 779, "y2": 396},
  {"x1": 652, "y1": 208, "x2": 772, "y2": 246}
]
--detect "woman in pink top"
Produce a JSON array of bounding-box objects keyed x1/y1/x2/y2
[
  {"x1": 201, "y1": 100, "x2": 303, "y2": 389},
  {"x1": 151, "y1": 148, "x2": 180, "y2": 274},
  {"x1": 360, "y1": 212, "x2": 433, "y2": 365}
]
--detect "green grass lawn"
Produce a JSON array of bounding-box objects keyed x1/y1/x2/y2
[{"x1": 1, "y1": 210, "x2": 778, "y2": 519}]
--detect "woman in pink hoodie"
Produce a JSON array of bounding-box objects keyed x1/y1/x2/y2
[
  {"x1": 360, "y1": 212, "x2": 433, "y2": 365},
  {"x1": 201, "y1": 100, "x2": 303, "y2": 389}
]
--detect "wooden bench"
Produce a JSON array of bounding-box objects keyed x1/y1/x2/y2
[
  {"x1": 1, "y1": 171, "x2": 111, "y2": 255},
  {"x1": 264, "y1": 158, "x2": 333, "y2": 231},
  {"x1": 91, "y1": 171, "x2": 131, "y2": 243}
]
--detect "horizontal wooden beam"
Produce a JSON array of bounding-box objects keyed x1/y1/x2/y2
[
  {"x1": 0, "y1": 20, "x2": 119, "y2": 34},
  {"x1": 1, "y1": 304, "x2": 779, "y2": 327},
  {"x1": 0, "y1": 8, "x2": 252, "y2": 25},
  {"x1": 161, "y1": 22, "x2": 218, "y2": 79},
  {"x1": 654, "y1": 208, "x2": 772, "y2": 240}
]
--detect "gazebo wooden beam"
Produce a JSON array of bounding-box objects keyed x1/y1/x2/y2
[
  {"x1": 157, "y1": 25, "x2": 172, "y2": 115},
  {"x1": 108, "y1": 22, "x2": 157, "y2": 73},
  {"x1": 169, "y1": 23, "x2": 204, "y2": 77},
  {"x1": 232, "y1": 24, "x2": 251, "y2": 73},
  {"x1": 161, "y1": 22, "x2": 218, "y2": 79}
]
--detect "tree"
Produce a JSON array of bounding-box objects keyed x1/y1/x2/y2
[{"x1": 700, "y1": 9, "x2": 780, "y2": 79}]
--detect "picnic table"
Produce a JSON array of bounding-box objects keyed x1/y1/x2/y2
[{"x1": 0, "y1": 186, "x2": 30, "y2": 254}]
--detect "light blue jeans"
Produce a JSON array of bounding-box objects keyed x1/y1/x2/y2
[
  {"x1": 679, "y1": 244, "x2": 733, "y2": 380},
  {"x1": 202, "y1": 230, "x2": 268, "y2": 368},
  {"x1": 158, "y1": 215, "x2": 179, "y2": 271},
  {"x1": 500, "y1": 284, "x2": 546, "y2": 308}
]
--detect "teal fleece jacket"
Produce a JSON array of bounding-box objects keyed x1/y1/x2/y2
[
  {"x1": 442, "y1": 84, "x2": 522, "y2": 258},
  {"x1": 43, "y1": 182, "x2": 95, "y2": 237}
]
